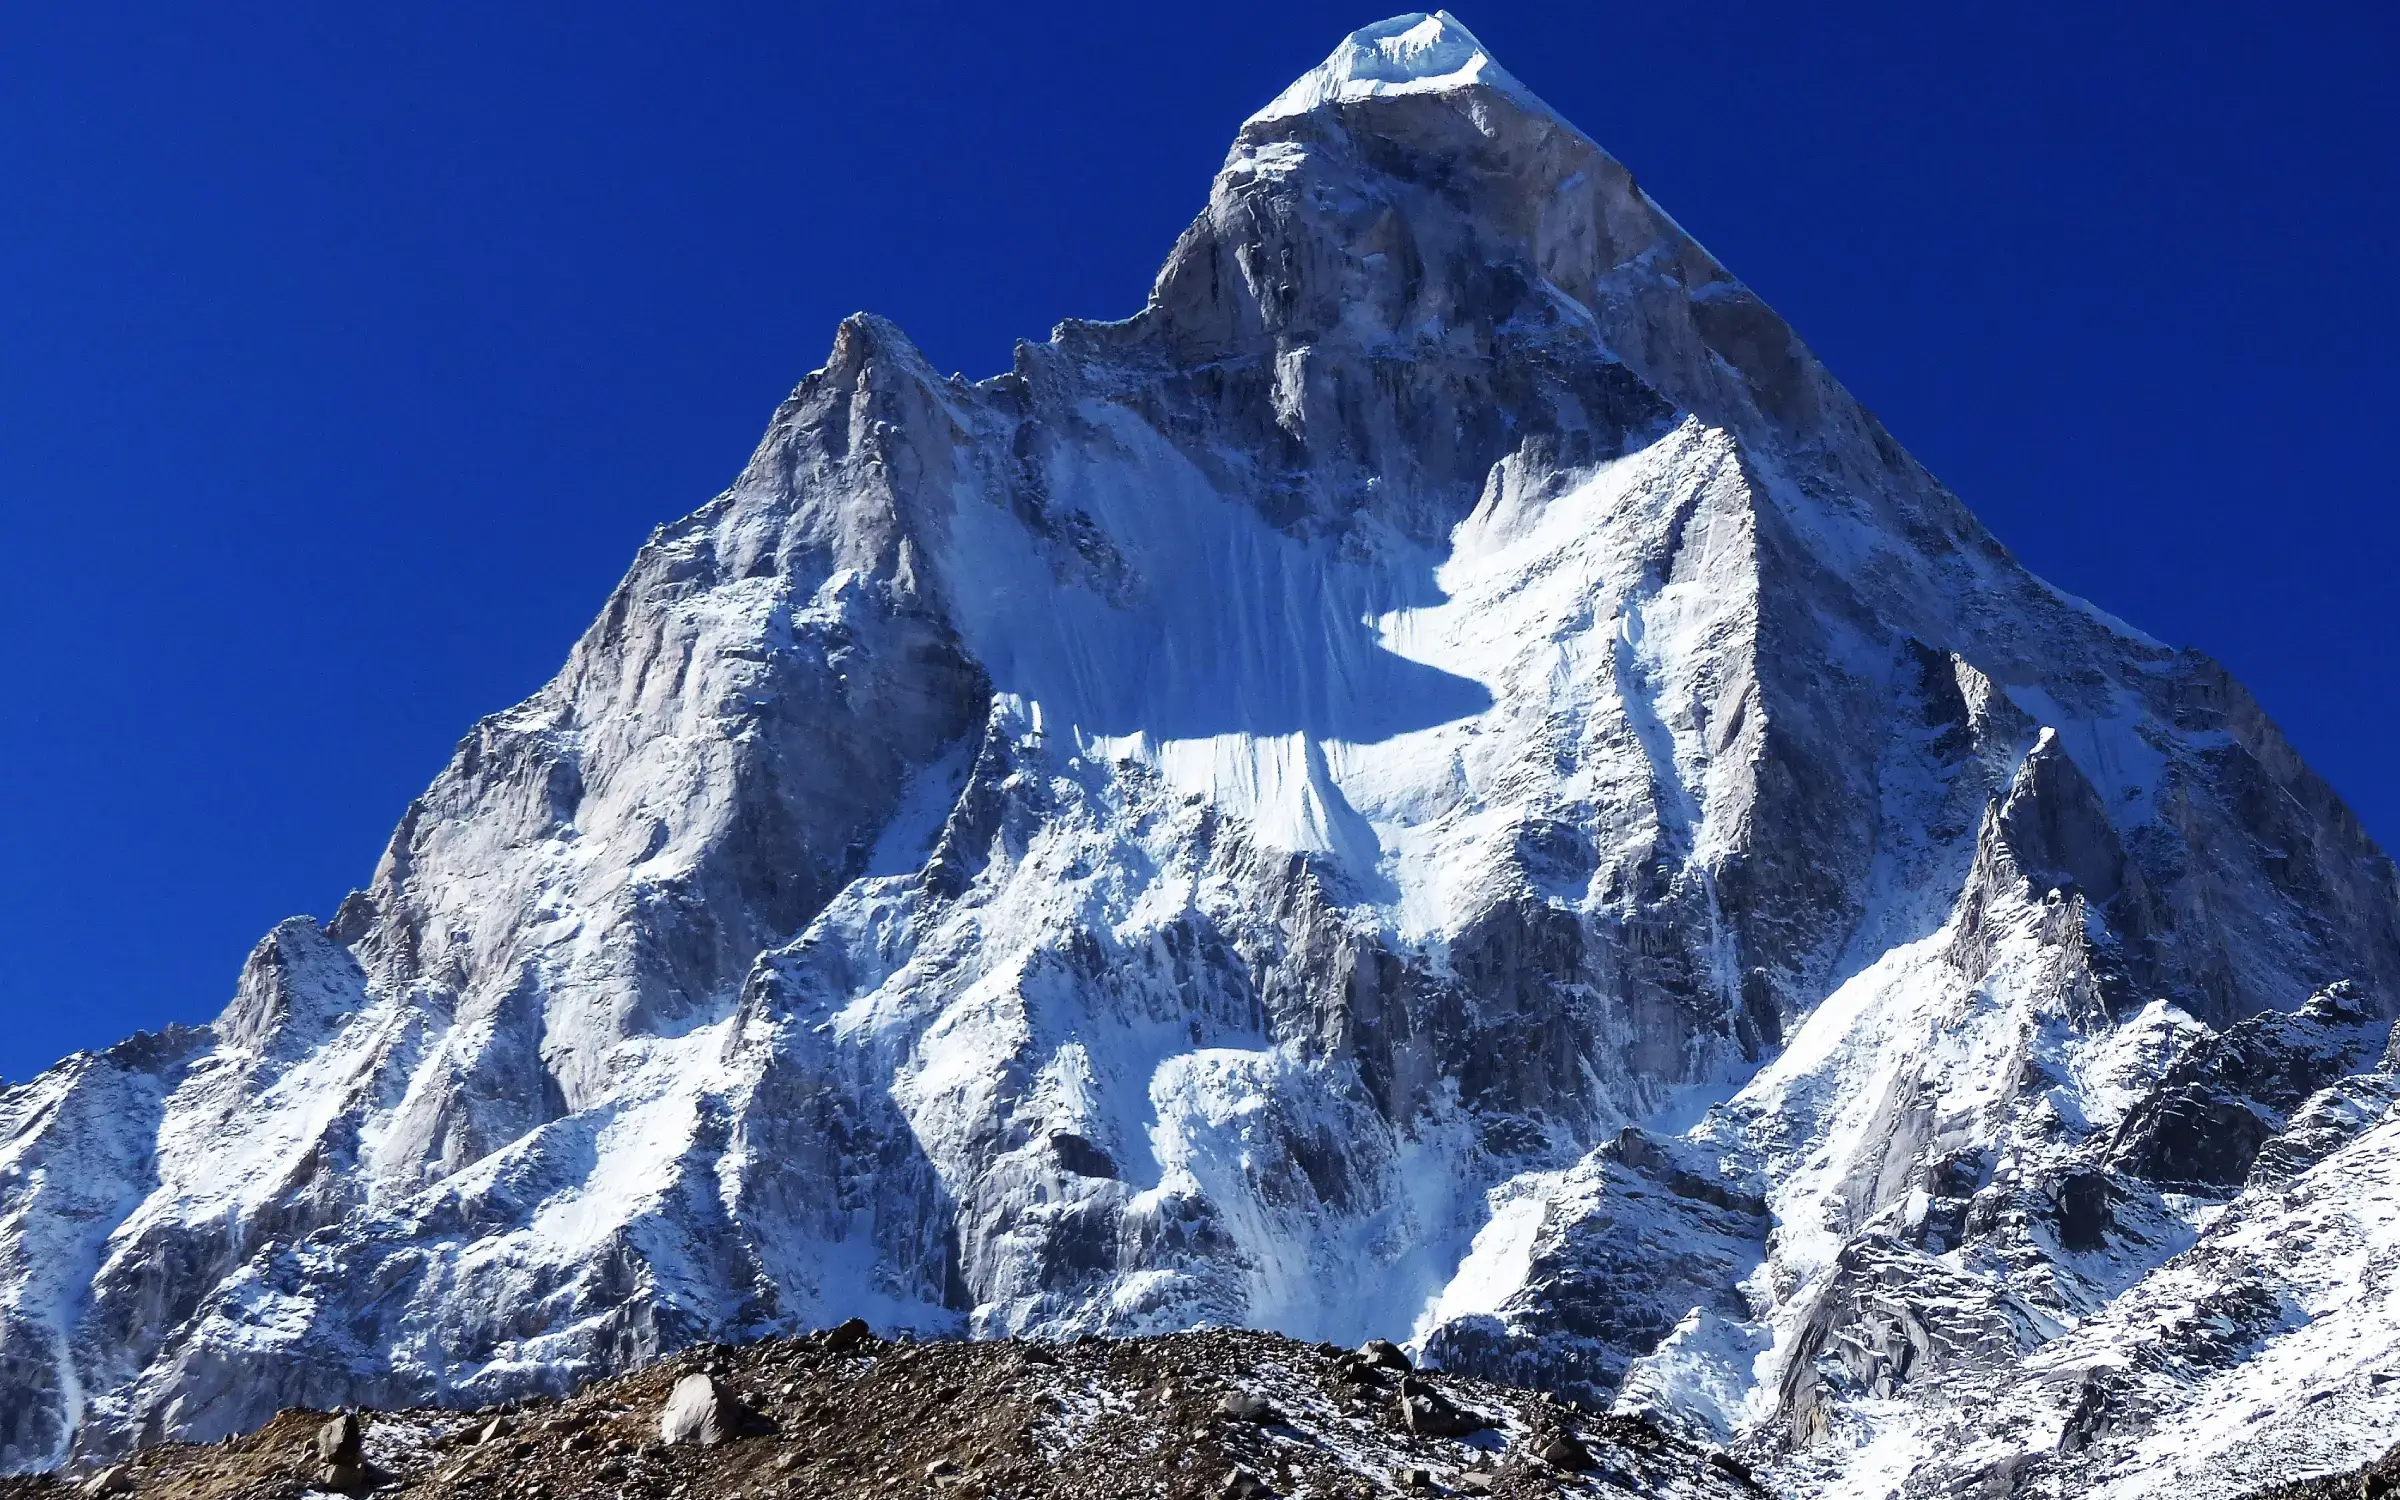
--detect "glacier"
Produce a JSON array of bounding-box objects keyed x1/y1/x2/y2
[{"x1": 4, "y1": 11, "x2": 2397, "y2": 1496}]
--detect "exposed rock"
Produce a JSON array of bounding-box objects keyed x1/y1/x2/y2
[
  {"x1": 1221, "y1": 1467, "x2": 1273, "y2": 1499},
  {"x1": 2049, "y1": 1170, "x2": 2115, "y2": 1253},
  {"x1": 657, "y1": 1374, "x2": 767, "y2": 1448},
  {"x1": 0, "y1": 1331, "x2": 1758, "y2": 1500},
  {"x1": 311, "y1": 1412, "x2": 362, "y2": 1469},
  {"x1": 1424, "y1": 1130, "x2": 1771, "y2": 1407},
  {"x1": 2248, "y1": 1068, "x2": 2400, "y2": 1189},
  {"x1": 1397, "y1": 1382, "x2": 1488, "y2": 1439},
  {"x1": 1356, "y1": 1339, "x2": 1411, "y2": 1373},
  {"x1": 2053, "y1": 1372, "x2": 2114, "y2": 1456},
  {"x1": 2242, "y1": 1438, "x2": 2400, "y2": 1497},
  {"x1": 0, "y1": 14, "x2": 2392, "y2": 1500},
  {"x1": 1218, "y1": 1390, "x2": 1276, "y2": 1423},
  {"x1": 2109, "y1": 984, "x2": 2388, "y2": 1189},
  {"x1": 820, "y1": 1317, "x2": 873, "y2": 1353}
]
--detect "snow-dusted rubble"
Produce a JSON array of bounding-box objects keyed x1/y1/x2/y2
[{"x1": 3, "y1": 11, "x2": 2396, "y2": 1496}]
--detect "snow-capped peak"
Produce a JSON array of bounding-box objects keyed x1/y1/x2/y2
[
  {"x1": 1247, "y1": 11, "x2": 1554, "y2": 126},
  {"x1": 3, "y1": 11, "x2": 2396, "y2": 1499}
]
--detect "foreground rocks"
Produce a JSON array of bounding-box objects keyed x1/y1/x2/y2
[
  {"x1": 0, "y1": 1330, "x2": 1761, "y2": 1500},
  {"x1": 309, "y1": 1414, "x2": 369, "y2": 1492},
  {"x1": 2243, "y1": 1441, "x2": 2400, "y2": 1498},
  {"x1": 655, "y1": 1374, "x2": 769, "y2": 1448}
]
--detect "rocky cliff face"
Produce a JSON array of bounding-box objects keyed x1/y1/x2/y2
[{"x1": 4, "y1": 12, "x2": 2396, "y2": 1496}]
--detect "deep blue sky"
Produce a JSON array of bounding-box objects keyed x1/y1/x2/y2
[{"x1": 2, "y1": 2, "x2": 2393, "y2": 1081}]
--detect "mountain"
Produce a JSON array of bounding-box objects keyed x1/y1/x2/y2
[{"x1": 5, "y1": 12, "x2": 2396, "y2": 1495}]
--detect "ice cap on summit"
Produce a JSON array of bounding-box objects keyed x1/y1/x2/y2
[{"x1": 1247, "y1": 11, "x2": 1558, "y2": 126}]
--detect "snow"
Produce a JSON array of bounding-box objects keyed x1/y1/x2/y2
[
  {"x1": 941, "y1": 399, "x2": 1486, "y2": 747},
  {"x1": 1411, "y1": 1169, "x2": 1563, "y2": 1336},
  {"x1": 3, "y1": 10, "x2": 2393, "y2": 1496},
  {"x1": 943, "y1": 404, "x2": 1758, "y2": 960},
  {"x1": 2002, "y1": 687, "x2": 2173, "y2": 825},
  {"x1": 1614, "y1": 1309, "x2": 1774, "y2": 1444},
  {"x1": 864, "y1": 739, "x2": 977, "y2": 878},
  {"x1": 1715, "y1": 928, "x2": 1969, "y2": 1283},
  {"x1": 2067, "y1": 1000, "x2": 2208, "y2": 1132},
  {"x1": 1247, "y1": 12, "x2": 1559, "y2": 128},
  {"x1": 2027, "y1": 1100, "x2": 2400, "y2": 1496}
]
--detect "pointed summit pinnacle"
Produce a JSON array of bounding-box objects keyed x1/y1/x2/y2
[{"x1": 1247, "y1": 11, "x2": 1559, "y2": 127}]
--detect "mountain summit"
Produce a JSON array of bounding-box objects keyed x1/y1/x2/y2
[
  {"x1": 1250, "y1": 11, "x2": 1551, "y2": 124},
  {"x1": 5, "y1": 15, "x2": 2396, "y2": 1496}
]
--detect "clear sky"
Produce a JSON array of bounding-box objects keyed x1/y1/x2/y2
[{"x1": 1, "y1": 2, "x2": 2392, "y2": 1083}]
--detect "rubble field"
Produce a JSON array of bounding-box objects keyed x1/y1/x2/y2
[{"x1": 0, "y1": 1330, "x2": 1769, "y2": 1500}]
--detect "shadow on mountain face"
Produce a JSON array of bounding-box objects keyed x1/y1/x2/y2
[{"x1": 939, "y1": 404, "x2": 1496, "y2": 746}]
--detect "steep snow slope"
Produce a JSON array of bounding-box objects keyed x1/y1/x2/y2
[{"x1": 2, "y1": 12, "x2": 2395, "y2": 1495}]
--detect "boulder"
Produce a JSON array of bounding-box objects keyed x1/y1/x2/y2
[
  {"x1": 821, "y1": 1317, "x2": 873, "y2": 1352},
  {"x1": 307, "y1": 1411, "x2": 373, "y2": 1491},
  {"x1": 315, "y1": 1412, "x2": 364, "y2": 1468},
  {"x1": 1331, "y1": 1356, "x2": 1383, "y2": 1387},
  {"x1": 1398, "y1": 1386, "x2": 1487, "y2": 1438},
  {"x1": 1356, "y1": 1339, "x2": 1411, "y2": 1372},
  {"x1": 1222, "y1": 1468, "x2": 1273, "y2": 1498},
  {"x1": 659, "y1": 1372, "x2": 770, "y2": 1447},
  {"x1": 1219, "y1": 1389, "x2": 1277, "y2": 1423}
]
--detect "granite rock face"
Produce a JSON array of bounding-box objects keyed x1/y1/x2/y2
[{"x1": 3, "y1": 13, "x2": 2396, "y2": 1496}]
